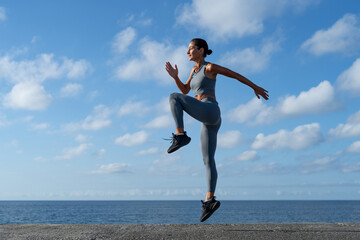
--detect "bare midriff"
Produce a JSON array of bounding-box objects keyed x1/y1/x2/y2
[{"x1": 195, "y1": 94, "x2": 216, "y2": 101}]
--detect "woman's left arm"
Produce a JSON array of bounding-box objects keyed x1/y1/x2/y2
[{"x1": 207, "y1": 63, "x2": 269, "y2": 100}]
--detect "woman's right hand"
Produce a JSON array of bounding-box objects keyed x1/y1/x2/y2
[
  {"x1": 253, "y1": 85, "x2": 269, "y2": 100},
  {"x1": 165, "y1": 62, "x2": 178, "y2": 79}
]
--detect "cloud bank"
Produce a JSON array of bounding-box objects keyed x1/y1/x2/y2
[
  {"x1": 301, "y1": 14, "x2": 360, "y2": 56},
  {"x1": 228, "y1": 81, "x2": 337, "y2": 125},
  {"x1": 252, "y1": 123, "x2": 323, "y2": 151},
  {"x1": 177, "y1": 0, "x2": 316, "y2": 40}
]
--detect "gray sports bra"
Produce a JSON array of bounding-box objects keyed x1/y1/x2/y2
[{"x1": 190, "y1": 62, "x2": 216, "y2": 96}]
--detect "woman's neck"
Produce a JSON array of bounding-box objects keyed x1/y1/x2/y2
[{"x1": 195, "y1": 59, "x2": 205, "y2": 69}]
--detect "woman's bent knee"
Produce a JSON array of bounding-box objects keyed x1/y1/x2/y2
[{"x1": 169, "y1": 92, "x2": 181, "y2": 102}]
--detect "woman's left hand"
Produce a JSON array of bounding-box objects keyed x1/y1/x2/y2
[
  {"x1": 253, "y1": 86, "x2": 269, "y2": 100},
  {"x1": 165, "y1": 62, "x2": 178, "y2": 79}
]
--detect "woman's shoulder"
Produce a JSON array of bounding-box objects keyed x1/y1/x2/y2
[
  {"x1": 205, "y1": 62, "x2": 216, "y2": 72},
  {"x1": 206, "y1": 62, "x2": 228, "y2": 73},
  {"x1": 204, "y1": 62, "x2": 218, "y2": 80}
]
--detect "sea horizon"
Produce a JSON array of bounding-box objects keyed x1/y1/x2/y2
[
  {"x1": 1, "y1": 199, "x2": 359, "y2": 202},
  {"x1": 1, "y1": 200, "x2": 359, "y2": 224}
]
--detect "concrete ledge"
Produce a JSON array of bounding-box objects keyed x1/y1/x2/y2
[{"x1": 1, "y1": 223, "x2": 360, "y2": 240}]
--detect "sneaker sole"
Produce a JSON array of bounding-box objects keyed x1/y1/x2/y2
[
  {"x1": 167, "y1": 138, "x2": 191, "y2": 154},
  {"x1": 200, "y1": 201, "x2": 221, "y2": 222}
]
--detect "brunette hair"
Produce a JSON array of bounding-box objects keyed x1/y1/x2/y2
[{"x1": 191, "y1": 38, "x2": 212, "y2": 57}]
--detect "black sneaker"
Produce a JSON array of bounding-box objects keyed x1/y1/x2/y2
[
  {"x1": 200, "y1": 197, "x2": 221, "y2": 222},
  {"x1": 166, "y1": 132, "x2": 191, "y2": 154}
]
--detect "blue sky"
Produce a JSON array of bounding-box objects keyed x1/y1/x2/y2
[{"x1": 1, "y1": 0, "x2": 360, "y2": 200}]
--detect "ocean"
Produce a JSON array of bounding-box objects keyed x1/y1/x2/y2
[{"x1": 0, "y1": 200, "x2": 359, "y2": 224}]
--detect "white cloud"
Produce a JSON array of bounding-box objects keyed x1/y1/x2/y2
[
  {"x1": 278, "y1": 81, "x2": 338, "y2": 115},
  {"x1": 56, "y1": 143, "x2": 92, "y2": 160},
  {"x1": 228, "y1": 81, "x2": 337, "y2": 125},
  {"x1": 60, "y1": 83, "x2": 83, "y2": 97},
  {"x1": 115, "y1": 130, "x2": 148, "y2": 147},
  {"x1": 337, "y1": 58, "x2": 360, "y2": 95},
  {"x1": 329, "y1": 110, "x2": 360, "y2": 138},
  {"x1": 346, "y1": 141, "x2": 360, "y2": 153},
  {"x1": 155, "y1": 97, "x2": 171, "y2": 113},
  {"x1": 112, "y1": 27, "x2": 137, "y2": 54},
  {"x1": 300, "y1": 157, "x2": 337, "y2": 174},
  {"x1": 242, "y1": 162, "x2": 278, "y2": 174},
  {"x1": 31, "y1": 123, "x2": 49, "y2": 130},
  {"x1": 301, "y1": 14, "x2": 360, "y2": 56},
  {"x1": 252, "y1": 123, "x2": 323, "y2": 151},
  {"x1": 0, "y1": 7, "x2": 6, "y2": 21},
  {"x1": 95, "y1": 148, "x2": 106, "y2": 156},
  {"x1": 118, "y1": 97, "x2": 169, "y2": 120},
  {"x1": 217, "y1": 130, "x2": 242, "y2": 149},
  {"x1": 125, "y1": 13, "x2": 153, "y2": 27},
  {"x1": 153, "y1": 154, "x2": 180, "y2": 166},
  {"x1": 228, "y1": 97, "x2": 268, "y2": 124},
  {"x1": 82, "y1": 105, "x2": 112, "y2": 130},
  {"x1": 34, "y1": 156, "x2": 48, "y2": 162},
  {"x1": 3, "y1": 82, "x2": 52, "y2": 110},
  {"x1": 75, "y1": 134, "x2": 89, "y2": 142},
  {"x1": 62, "y1": 58, "x2": 92, "y2": 79},
  {"x1": 31, "y1": 36, "x2": 38, "y2": 44},
  {"x1": 219, "y1": 37, "x2": 281, "y2": 73},
  {"x1": 342, "y1": 163, "x2": 360, "y2": 173},
  {"x1": 0, "y1": 53, "x2": 91, "y2": 110},
  {"x1": 0, "y1": 54, "x2": 91, "y2": 84},
  {"x1": 115, "y1": 38, "x2": 191, "y2": 85},
  {"x1": 291, "y1": 0, "x2": 320, "y2": 13},
  {"x1": 136, "y1": 147, "x2": 159, "y2": 155},
  {"x1": 87, "y1": 90, "x2": 99, "y2": 99},
  {"x1": 65, "y1": 105, "x2": 112, "y2": 131},
  {"x1": 176, "y1": 0, "x2": 315, "y2": 40},
  {"x1": 118, "y1": 100, "x2": 150, "y2": 117},
  {"x1": 91, "y1": 163, "x2": 131, "y2": 174},
  {"x1": 148, "y1": 161, "x2": 196, "y2": 177},
  {"x1": 237, "y1": 150, "x2": 258, "y2": 161},
  {"x1": 145, "y1": 115, "x2": 173, "y2": 128},
  {"x1": 137, "y1": 18, "x2": 152, "y2": 27}
]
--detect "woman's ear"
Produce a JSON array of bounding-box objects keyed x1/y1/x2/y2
[{"x1": 199, "y1": 47, "x2": 205, "y2": 57}]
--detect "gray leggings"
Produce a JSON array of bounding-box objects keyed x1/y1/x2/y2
[{"x1": 169, "y1": 93, "x2": 221, "y2": 193}]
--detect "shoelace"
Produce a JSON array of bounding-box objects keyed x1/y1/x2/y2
[
  {"x1": 201, "y1": 197, "x2": 216, "y2": 206},
  {"x1": 162, "y1": 134, "x2": 178, "y2": 144},
  {"x1": 201, "y1": 200, "x2": 211, "y2": 210}
]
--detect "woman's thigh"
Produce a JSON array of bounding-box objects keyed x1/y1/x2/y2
[{"x1": 176, "y1": 94, "x2": 220, "y2": 125}]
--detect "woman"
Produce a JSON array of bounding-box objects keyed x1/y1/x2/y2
[{"x1": 165, "y1": 38, "x2": 269, "y2": 222}]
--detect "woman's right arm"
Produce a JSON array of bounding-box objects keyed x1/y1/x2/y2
[{"x1": 165, "y1": 62, "x2": 194, "y2": 94}]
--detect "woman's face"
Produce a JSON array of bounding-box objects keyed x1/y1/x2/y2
[{"x1": 187, "y1": 42, "x2": 203, "y2": 61}]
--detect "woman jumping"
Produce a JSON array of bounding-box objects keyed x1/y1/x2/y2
[{"x1": 165, "y1": 38, "x2": 269, "y2": 222}]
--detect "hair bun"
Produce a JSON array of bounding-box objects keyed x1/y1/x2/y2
[{"x1": 207, "y1": 49, "x2": 213, "y2": 55}]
